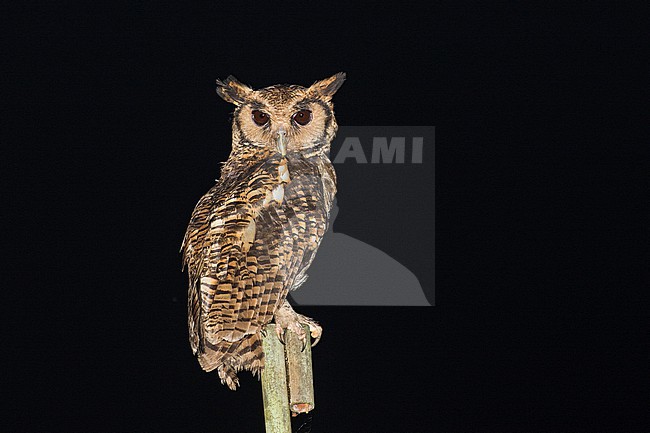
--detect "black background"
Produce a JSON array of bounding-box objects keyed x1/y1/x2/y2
[{"x1": 3, "y1": 2, "x2": 647, "y2": 432}]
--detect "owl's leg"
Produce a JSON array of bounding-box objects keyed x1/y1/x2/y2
[{"x1": 274, "y1": 300, "x2": 323, "y2": 349}]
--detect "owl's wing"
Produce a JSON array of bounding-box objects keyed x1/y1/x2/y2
[
  {"x1": 181, "y1": 185, "x2": 217, "y2": 355},
  {"x1": 182, "y1": 162, "x2": 285, "y2": 354}
]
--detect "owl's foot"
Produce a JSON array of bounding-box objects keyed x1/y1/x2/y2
[
  {"x1": 274, "y1": 301, "x2": 322, "y2": 350},
  {"x1": 296, "y1": 314, "x2": 322, "y2": 347}
]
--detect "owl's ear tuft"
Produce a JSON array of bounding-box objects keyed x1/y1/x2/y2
[
  {"x1": 308, "y1": 72, "x2": 346, "y2": 100},
  {"x1": 216, "y1": 75, "x2": 252, "y2": 105}
]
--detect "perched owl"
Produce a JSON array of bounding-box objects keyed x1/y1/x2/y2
[{"x1": 181, "y1": 73, "x2": 345, "y2": 390}]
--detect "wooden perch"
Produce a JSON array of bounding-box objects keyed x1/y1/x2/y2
[
  {"x1": 261, "y1": 324, "x2": 291, "y2": 433},
  {"x1": 261, "y1": 323, "x2": 316, "y2": 432},
  {"x1": 286, "y1": 324, "x2": 315, "y2": 415}
]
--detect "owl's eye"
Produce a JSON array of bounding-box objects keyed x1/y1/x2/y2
[
  {"x1": 292, "y1": 109, "x2": 312, "y2": 126},
  {"x1": 251, "y1": 110, "x2": 270, "y2": 126}
]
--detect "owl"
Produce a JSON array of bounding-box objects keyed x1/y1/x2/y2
[{"x1": 181, "y1": 73, "x2": 345, "y2": 390}]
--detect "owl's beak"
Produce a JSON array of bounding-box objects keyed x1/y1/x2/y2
[{"x1": 276, "y1": 129, "x2": 287, "y2": 157}]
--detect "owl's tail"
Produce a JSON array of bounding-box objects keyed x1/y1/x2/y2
[{"x1": 198, "y1": 332, "x2": 265, "y2": 390}]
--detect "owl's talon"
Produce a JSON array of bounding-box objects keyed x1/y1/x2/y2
[
  {"x1": 275, "y1": 323, "x2": 286, "y2": 344},
  {"x1": 302, "y1": 318, "x2": 322, "y2": 348}
]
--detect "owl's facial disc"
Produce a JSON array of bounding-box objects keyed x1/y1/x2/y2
[{"x1": 232, "y1": 88, "x2": 338, "y2": 154}]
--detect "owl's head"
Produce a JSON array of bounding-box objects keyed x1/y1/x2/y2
[{"x1": 216, "y1": 73, "x2": 345, "y2": 156}]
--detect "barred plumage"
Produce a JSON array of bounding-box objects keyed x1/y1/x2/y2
[{"x1": 182, "y1": 73, "x2": 344, "y2": 389}]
